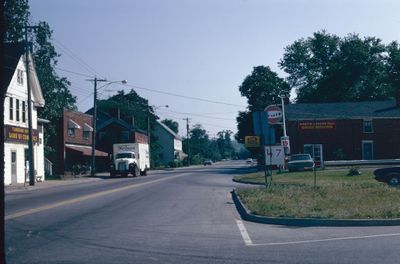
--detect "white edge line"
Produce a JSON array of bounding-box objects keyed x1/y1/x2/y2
[
  {"x1": 236, "y1": 219, "x2": 253, "y2": 246},
  {"x1": 250, "y1": 232, "x2": 400, "y2": 247}
]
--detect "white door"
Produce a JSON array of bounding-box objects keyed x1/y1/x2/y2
[
  {"x1": 11, "y1": 150, "x2": 17, "y2": 184},
  {"x1": 304, "y1": 144, "x2": 323, "y2": 168}
]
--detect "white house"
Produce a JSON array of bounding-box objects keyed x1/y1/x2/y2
[
  {"x1": 3, "y1": 43, "x2": 46, "y2": 185},
  {"x1": 154, "y1": 121, "x2": 186, "y2": 165}
]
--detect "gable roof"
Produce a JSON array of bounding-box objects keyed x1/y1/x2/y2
[
  {"x1": 285, "y1": 99, "x2": 400, "y2": 120},
  {"x1": 3, "y1": 42, "x2": 45, "y2": 107},
  {"x1": 85, "y1": 108, "x2": 147, "y2": 134},
  {"x1": 3, "y1": 42, "x2": 25, "y2": 92},
  {"x1": 156, "y1": 121, "x2": 181, "y2": 140}
]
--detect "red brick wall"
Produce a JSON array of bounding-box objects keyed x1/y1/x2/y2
[
  {"x1": 63, "y1": 109, "x2": 93, "y2": 146},
  {"x1": 286, "y1": 118, "x2": 400, "y2": 160},
  {"x1": 134, "y1": 132, "x2": 148, "y2": 144}
]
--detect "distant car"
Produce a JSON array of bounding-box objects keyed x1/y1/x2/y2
[
  {"x1": 203, "y1": 159, "x2": 213, "y2": 166},
  {"x1": 374, "y1": 167, "x2": 400, "y2": 187},
  {"x1": 288, "y1": 154, "x2": 314, "y2": 172},
  {"x1": 246, "y1": 158, "x2": 253, "y2": 164}
]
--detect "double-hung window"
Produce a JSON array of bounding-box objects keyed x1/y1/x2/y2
[
  {"x1": 9, "y1": 97, "x2": 13, "y2": 120},
  {"x1": 16, "y1": 99, "x2": 20, "y2": 122}
]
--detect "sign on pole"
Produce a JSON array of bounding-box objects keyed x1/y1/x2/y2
[
  {"x1": 264, "y1": 105, "x2": 282, "y2": 125},
  {"x1": 245, "y1": 136, "x2": 260, "y2": 148},
  {"x1": 265, "y1": 145, "x2": 285, "y2": 166},
  {"x1": 281, "y1": 136, "x2": 290, "y2": 155}
]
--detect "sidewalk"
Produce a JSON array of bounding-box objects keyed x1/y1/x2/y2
[{"x1": 5, "y1": 175, "x2": 105, "y2": 194}]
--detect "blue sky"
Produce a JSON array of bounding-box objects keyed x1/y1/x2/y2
[{"x1": 29, "y1": 0, "x2": 400, "y2": 136}]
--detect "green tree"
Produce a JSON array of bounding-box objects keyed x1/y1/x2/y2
[
  {"x1": 236, "y1": 66, "x2": 290, "y2": 143},
  {"x1": 97, "y1": 89, "x2": 163, "y2": 167},
  {"x1": 386, "y1": 41, "x2": 400, "y2": 97},
  {"x1": 4, "y1": 0, "x2": 30, "y2": 42},
  {"x1": 4, "y1": 0, "x2": 77, "y2": 159},
  {"x1": 161, "y1": 118, "x2": 179, "y2": 134},
  {"x1": 280, "y1": 31, "x2": 392, "y2": 103},
  {"x1": 33, "y1": 21, "x2": 77, "y2": 157},
  {"x1": 239, "y1": 65, "x2": 290, "y2": 111},
  {"x1": 216, "y1": 130, "x2": 234, "y2": 159}
]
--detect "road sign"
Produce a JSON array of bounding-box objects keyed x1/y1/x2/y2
[
  {"x1": 265, "y1": 145, "x2": 285, "y2": 166},
  {"x1": 281, "y1": 136, "x2": 290, "y2": 155},
  {"x1": 264, "y1": 105, "x2": 282, "y2": 124},
  {"x1": 245, "y1": 136, "x2": 260, "y2": 148}
]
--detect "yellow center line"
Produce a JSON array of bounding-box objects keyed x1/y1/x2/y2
[{"x1": 6, "y1": 173, "x2": 190, "y2": 220}]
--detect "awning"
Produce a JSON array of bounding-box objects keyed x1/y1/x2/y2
[
  {"x1": 68, "y1": 119, "x2": 81, "y2": 129},
  {"x1": 83, "y1": 123, "x2": 93, "y2": 132},
  {"x1": 66, "y1": 145, "x2": 108, "y2": 157}
]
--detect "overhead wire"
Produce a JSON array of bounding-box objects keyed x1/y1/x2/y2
[{"x1": 53, "y1": 38, "x2": 105, "y2": 78}]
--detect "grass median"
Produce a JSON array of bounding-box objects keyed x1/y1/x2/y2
[{"x1": 234, "y1": 169, "x2": 400, "y2": 219}]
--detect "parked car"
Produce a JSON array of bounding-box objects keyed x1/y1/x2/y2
[
  {"x1": 373, "y1": 167, "x2": 400, "y2": 187},
  {"x1": 246, "y1": 158, "x2": 253, "y2": 164},
  {"x1": 203, "y1": 159, "x2": 213, "y2": 166},
  {"x1": 288, "y1": 154, "x2": 314, "y2": 172}
]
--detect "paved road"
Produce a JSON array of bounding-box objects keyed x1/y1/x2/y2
[{"x1": 5, "y1": 161, "x2": 400, "y2": 263}]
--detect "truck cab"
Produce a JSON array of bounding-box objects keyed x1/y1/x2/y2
[
  {"x1": 111, "y1": 151, "x2": 139, "y2": 177},
  {"x1": 111, "y1": 143, "x2": 149, "y2": 177}
]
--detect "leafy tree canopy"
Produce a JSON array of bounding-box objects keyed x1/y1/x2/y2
[
  {"x1": 280, "y1": 30, "x2": 394, "y2": 103},
  {"x1": 236, "y1": 66, "x2": 290, "y2": 143},
  {"x1": 239, "y1": 65, "x2": 290, "y2": 111},
  {"x1": 4, "y1": 0, "x2": 77, "y2": 158},
  {"x1": 161, "y1": 118, "x2": 179, "y2": 134}
]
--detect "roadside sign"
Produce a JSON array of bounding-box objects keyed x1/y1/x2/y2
[
  {"x1": 264, "y1": 105, "x2": 282, "y2": 124},
  {"x1": 245, "y1": 136, "x2": 260, "y2": 148},
  {"x1": 265, "y1": 145, "x2": 285, "y2": 166},
  {"x1": 281, "y1": 136, "x2": 290, "y2": 155}
]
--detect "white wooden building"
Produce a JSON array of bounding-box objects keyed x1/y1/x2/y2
[{"x1": 3, "y1": 43, "x2": 46, "y2": 185}]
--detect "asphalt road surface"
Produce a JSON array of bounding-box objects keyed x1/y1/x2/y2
[{"x1": 5, "y1": 161, "x2": 400, "y2": 263}]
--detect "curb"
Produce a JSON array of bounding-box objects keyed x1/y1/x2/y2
[
  {"x1": 231, "y1": 189, "x2": 400, "y2": 227},
  {"x1": 232, "y1": 178, "x2": 265, "y2": 186}
]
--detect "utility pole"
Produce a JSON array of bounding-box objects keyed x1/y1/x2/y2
[
  {"x1": 24, "y1": 24, "x2": 40, "y2": 186},
  {"x1": 183, "y1": 118, "x2": 191, "y2": 166},
  {"x1": 87, "y1": 77, "x2": 107, "y2": 177}
]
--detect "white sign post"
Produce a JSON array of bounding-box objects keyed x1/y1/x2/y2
[{"x1": 265, "y1": 145, "x2": 285, "y2": 166}]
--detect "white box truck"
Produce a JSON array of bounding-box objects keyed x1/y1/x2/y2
[{"x1": 110, "y1": 143, "x2": 150, "y2": 177}]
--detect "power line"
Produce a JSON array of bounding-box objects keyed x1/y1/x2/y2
[
  {"x1": 53, "y1": 38, "x2": 105, "y2": 78},
  {"x1": 55, "y1": 67, "x2": 92, "y2": 78},
  {"x1": 123, "y1": 83, "x2": 246, "y2": 108},
  {"x1": 158, "y1": 109, "x2": 235, "y2": 121}
]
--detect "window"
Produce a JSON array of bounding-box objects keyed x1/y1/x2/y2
[
  {"x1": 83, "y1": 130, "x2": 90, "y2": 140},
  {"x1": 9, "y1": 97, "x2": 13, "y2": 120},
  {"x1": 17, "y1": 69, "x2": 24, "y2": 85},
  {"x1": 16, "y1": 99, "x2": 20, "y2": 121},
  {"x1": 22, "y1": 101, "x2": 26, "y2": 122},
  {"x1": 120, "y1": 131, "x2": 130, "y2": 142},
  {"x1": 68, "y1": 128, "x2": 75, "y2": 137},
  {"x1": 363, "y1": 120, "x2": 373, "y2": 133}
]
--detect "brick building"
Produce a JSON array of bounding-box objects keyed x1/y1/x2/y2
[
  {"x1": 84, "y1": 109, "x2": 148, "y2": 155},
  {"x1": 56, "y1": 109, "x2": 108, "y2": 175},
  {"x1": 284, "y1": 99, "x2": 400, "y2": 164}
]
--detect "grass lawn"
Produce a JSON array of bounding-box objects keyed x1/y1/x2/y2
[{"x1": 234, "y1": 168, "x2": 400, "y2": 219}]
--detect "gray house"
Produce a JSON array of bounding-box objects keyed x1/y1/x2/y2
[{"x1": 154, "y1": 121, "x2": 186, "y2": 165}]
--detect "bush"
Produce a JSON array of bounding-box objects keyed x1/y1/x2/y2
[
  {"x1": 168, "y1": 160, "x2": 183, "y2": 168},
  {"x1": 347, "y1": 167, "x2": 361, "y2": 176}
]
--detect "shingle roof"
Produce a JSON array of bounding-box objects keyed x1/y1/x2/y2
[
  {"x1": 285, "y1": 99, "x2": 400, "y2": 120},
  {"x1": 156, "y1": 121, "x2": 181, "y2": 140}
]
